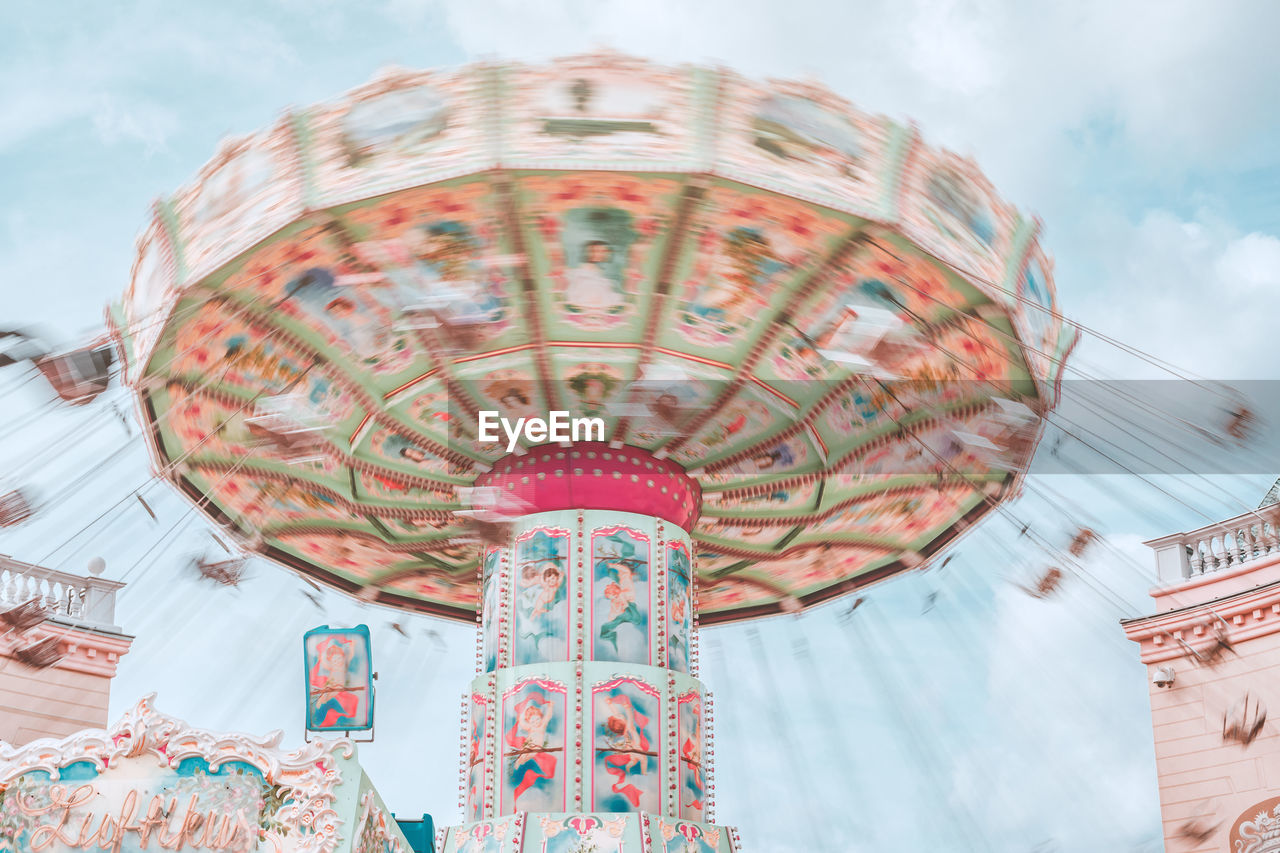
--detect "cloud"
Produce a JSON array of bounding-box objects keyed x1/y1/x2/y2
[
  {"x1": 1216, "y1": 231, "x2": 1280, "y2": 293},
  {"x1": 412, "y1": 0, "x2": 1280, "y2": 190},
  {"x1": 91, "y1": 95, "x2": 179, "y2": 154},
  {"x1": 0, "y1": 4, "x2": 299, "y2": 156},
  {"x1": 940, "y1": 533, "x2": 1163, "y2": 849},
  {"x1": 404, "y1": 0, "x2": 1280, "y2": 385},
  {"x1": 1068, "y1": 207, "x2": 1280, "y2": 379}
]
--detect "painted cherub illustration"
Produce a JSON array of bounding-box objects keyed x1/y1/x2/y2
[
  {"x1": 308, "y1": 637, "x2": 363, "y2": 728},
  {"x1": 596, "y1": 535, "x2": 647, "y2": 651},
  {"x1": 604, "y1": 694, "x2": 648, "y2": 776},
  {"x1": 505, "y1": 691, "x2": 558, "y2": 806},
  {"x1": 530, "y1": 565, "x2": 565, "y2": 620}
]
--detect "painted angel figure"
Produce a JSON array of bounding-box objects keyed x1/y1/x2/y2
[
  {"x1": 530, "y1": 565, "x2": 567, "y2": 621},
  {"x1": 514, "y1": 532, "x2": 569, "y2": 663},
  {"x1": 505, "y1": 692, "x2": 558, "y2": 807},
  {"x1": 308, "y1": 637, "x2": 363, "y2": 728},
  {"x1": 600, "y1": 563, "x2": 638, "y2": 644},
  {"x1": 595, "y1": 534, "x2": 649, "y2": 655},
  {"x1": 599, "y1": 691, "x2": 653, "y2": 809},
  {"x1": 680, "y1": 705, "x2": 705, "y2": 813}
]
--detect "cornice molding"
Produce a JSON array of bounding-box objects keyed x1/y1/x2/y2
[{"x1": 1123, "y1": 577, "x2": 1280, "y2": 664}]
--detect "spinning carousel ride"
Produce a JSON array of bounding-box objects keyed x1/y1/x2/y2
[{"x1": 111, "y1": 53, "x2": 1074, "y2": 853}]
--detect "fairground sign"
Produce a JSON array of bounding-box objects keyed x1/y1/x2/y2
[
  {"x1": 1232, "y1": 796, "x2": 1280, "y2": 853},
  {"x1": 0, "y1": 695, "x2": 410, "y2": 853}
]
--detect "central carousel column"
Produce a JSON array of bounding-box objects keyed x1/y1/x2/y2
[{"x1": 442, "y1": 443, "x2": 739, "y2": 853}]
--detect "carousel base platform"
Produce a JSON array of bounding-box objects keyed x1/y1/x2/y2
[{"x1": 440, "y1": 813, "x2": 740, "y2": 853}]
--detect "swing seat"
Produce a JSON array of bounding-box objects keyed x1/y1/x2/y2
[
  {"x1": 0, "y1": 490, "x2": 34, "y2": 527},
  {"x1": 34, "y1": 345, "x2": 114, "y2": 404}
]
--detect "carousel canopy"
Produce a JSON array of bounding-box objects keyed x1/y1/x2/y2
[{"x1": 111, "y1": 52, "x2": 1074, "y2": 623}]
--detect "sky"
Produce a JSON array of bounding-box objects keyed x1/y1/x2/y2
[{"x1": 3, "y1": 1, "x2": 1280, "y2": 850}]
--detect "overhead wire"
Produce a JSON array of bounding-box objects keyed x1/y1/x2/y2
[
  {"x1": 1063, "y1": 351, "x2": 1270, "y2": 462},
  {"x1": 861, "y1": 373, "x2": 1140, "y2": 616},
  {"x1": 825, "y1": 281, "x2": 1153, "y2": 612},
  {"x1": 4, "y1": 406, "x2": 125, "y2": 483},
  {"x1": 893, "y1": 235, "x2": 1243, "y2": 402},
  {"x1": 1064, "y1": 385, "x2": 1259, "y2": 510},
  {"x1": 118, "y1": 451, "x2": 257, "y2": 585},
  {"x1": 10, "y1": 196, "x2": 1262, "y2": 853},
  {"x1": 1, "y1": 255, "x2": 317, "y2": 523},
  {"x1": 783, "y1": 619, "x2": 873, "y2": 846},
  {"x1": 867, "y1": 235, "x2": 1266, "y2": 500},
  {"x1": 0, "y1": 275, "x2": 287, "y2": 446},
  {"x1": 874, "y1": 559, "x2": 1140, "y2": 845},
  {"x1": 841, "y1": 601, "x2": 990, "y2": 849},
  {"x1": 32, "y1": 356, "x2": 318, "y2": 569},
  {"x1": 829, "y1": 249, "x2": 1265, "y2": 609},
  {"x1": 742, "y1": 626, "x2": 829, "y2": 851}
]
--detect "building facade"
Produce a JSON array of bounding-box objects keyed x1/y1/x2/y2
[
  {"x1": 1125, "y1": 503, "x2": 1280, "y2": 851},
  {"x1": 0, "y1": 556, "x2": 133, "y2": 744}
]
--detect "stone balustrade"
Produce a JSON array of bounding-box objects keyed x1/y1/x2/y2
[
  {"x1": 0, "y1": 555, "x2": 124, "y2": 631},
  {"x1": 1144, "y1": 507, "x2": 1280, "y2": 584}
]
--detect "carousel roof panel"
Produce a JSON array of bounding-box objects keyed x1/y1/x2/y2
[{"x1": 114, "y1": 52, "x2": 1074, "y2": 624}]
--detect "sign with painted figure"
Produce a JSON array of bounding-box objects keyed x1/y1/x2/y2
[{"x1": 304, "y1": 625, "x2": 375, "y2": 733}]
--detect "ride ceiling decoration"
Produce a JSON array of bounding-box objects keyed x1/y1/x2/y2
[{"x1": 110, "y1": 52, "x2": 1074, "y2": 624}]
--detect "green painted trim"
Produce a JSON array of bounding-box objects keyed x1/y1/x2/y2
[
  {"x1": 877, "y1": 120, "x2": 914, "y2": 220},
  {"x1": 289, "y1": 110, "x2": 321, "y2": 211},
  {"x1": 156, "y1": 199, "x2": 188, "y2": 284}
]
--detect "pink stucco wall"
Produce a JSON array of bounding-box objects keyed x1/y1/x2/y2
[
  {"x1": 1125, "y1": 554, "x2": 1280, "y2": 850},
  {"x1": 0, "y1": 620, "x2": 133, "y2": 746}
]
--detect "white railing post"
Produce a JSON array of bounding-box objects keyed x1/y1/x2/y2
[
  {"x1": 1147, "y1": 535, "x2": 1193, "y2": 583},
  {"x1": 80, "y1": 576, "x2": 124, "y2": 630}
]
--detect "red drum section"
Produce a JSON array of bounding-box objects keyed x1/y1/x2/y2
[{"x1": 477, "y1": 444, "x2": 701, "y2": 532}]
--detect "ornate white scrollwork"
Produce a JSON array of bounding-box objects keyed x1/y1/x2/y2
[{"x1": 0, "y1": 694, "x2": 356, "y2": 853}]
